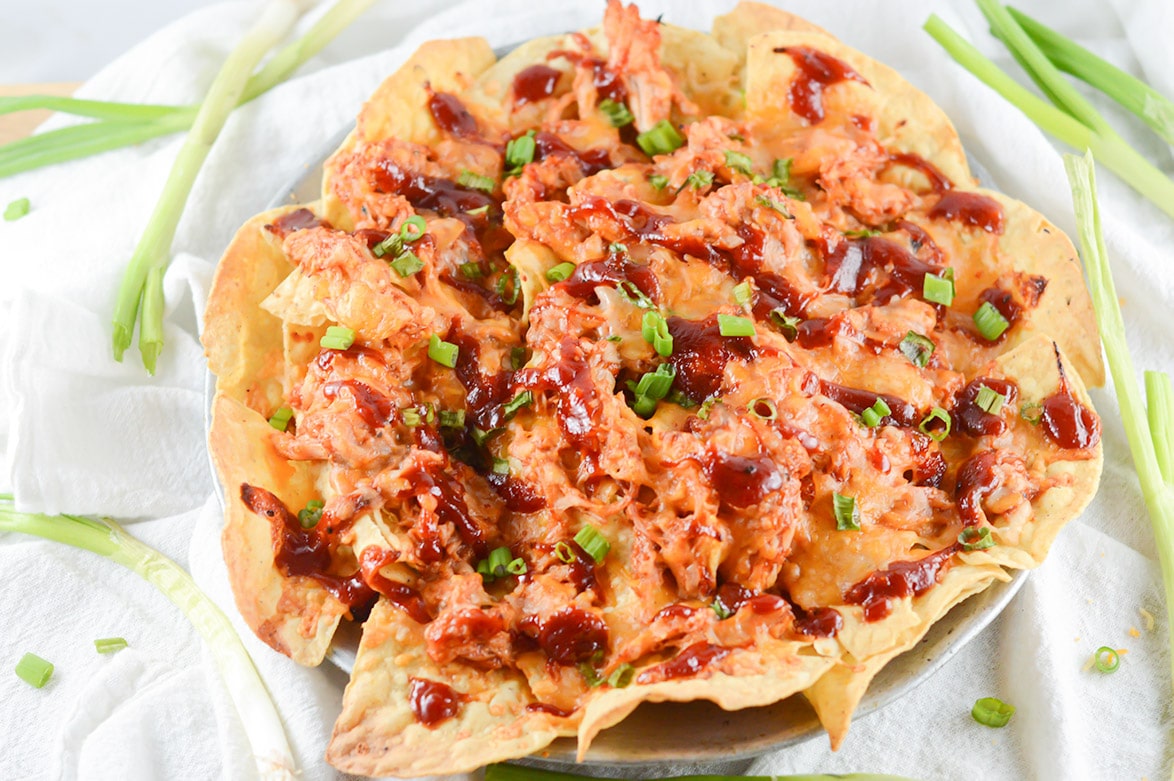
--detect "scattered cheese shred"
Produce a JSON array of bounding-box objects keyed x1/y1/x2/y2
[{"x1": 1139, "y1": 607, "x2": 1156, "y2": 632}]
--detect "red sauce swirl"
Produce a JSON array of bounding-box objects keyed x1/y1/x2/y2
[
  {"x1": 427, "y1": 92, "x2": 479, "y2": 138},
  {"x1": 538, "y1": 607, "x2": 609, "y2": 665},
  {"x1": 845, "y1": 546, "x2": 957, "y2": 621},
  {"x1": 512, "y1": 65, "x2": 562, "y2": 105},
  {"x1": 929, "y1": 191, "x2": 1005, "y2": 234},
  {"x1": 636, "y1": 642, "x2": 732, "y2": 683},
  {"x1": 409, "y1": 678, "x2": 464, "y2": 727},
  {"x1": 780, "y1": 46, "x2": 867, "y2": 124}
]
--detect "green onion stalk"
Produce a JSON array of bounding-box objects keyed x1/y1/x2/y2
[
  {"x1": 924, "y1": 2, "x2": 1174, "y2": 219},
  {"x1": 0, "y1": 495, "x2": 296, "y2": 779},
  {"x1": 1064, "y1": 152, "x2": 1174, "y2": 711},
  {"x1": 0, "y1": 0, "x2": 375, "y2": 180},
  {"x1": 485, "y1": 766, "x2": 917, "y2": 781}
]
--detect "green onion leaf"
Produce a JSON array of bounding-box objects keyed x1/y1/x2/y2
[
  {"x1": 641, "y1": 311, "x2": 674, "y2": 357},
  {"x1": 844, "y1": 228, "x2": 880, "y2": 239},
  {"x1": 457, "y1": 169, "x2": 495, "y2": 193},
  {"x1": 546, "y1": 262, "x2": 576, "y2": 282},
  {"x1": 510, "y1": 346, "x2": 528, "y2": 370},
  {"x1": 320, "y1": 325, "x2": 356, "y2": 351},
  {"x1": 465, "y1": 204, "x2": 490, "y2": 216},
  {"x1": 755, "y1": 194, "x2": 792, "y2": 217},
  {"x1": 399, "y1": 215, "x2": 427, "y2": 242},
  {"x1": 401, "y1": 407, "x2": 422, "y2": 428},
  {"x1": 579, "y1": 662, "x2": 604, "y2": 687},
  {"x1": 975, "y1": 385, "x2": 1006, "y2": 415},
  {"x1": 1020, "y1": 401, "x2": 1043, "y2": 425},
  {"x1": 297, "y1": 499, "x2": 324, "y2": 530},
  {"x1": 267, "y1": 406, "x2": 293, "y2": 431},
  {"x1": 919, "y1": 407, "x2": 952, "y2": 442},
  {"x1": 685, "y1": 170, "x2": 714, "y2": 190},
  {"x1": 390, "y1": 250, "x2": 423, "y2": 277},
  {"x1": 472, "y1": 426, "x2": 501, "y2": 447},
  {"x1": 724, "y1": 150, "x2": 754, "y2": 175},
  {"x1": 666, "y1": 389, "x2": 698, "y2": 409},
  {"x1": 629, "y1": 363, "x2": 677, "y2": 418},
  {"x1": 554, "y1": 541, "x2": 576, "y2": 564},
  {"x1": 833, "y1": 492, "x2": 860, "y2": 531},
  {"x1": 958, "y1": 526, "x2": 995, "y2": 551},
  {"x1": 710, "y1": 599, "x2": 734, "y2": 620},
  {"x1": 428, "y1": 334, "x2": 459, "y2": 368},
  {"x1": 607, "y1": 663, "x2": 634, "y2": 688},
  {"x1": 94, "y1": 637, "x2": 128, "y2": 654},
  {"x1": 4, "y1": 197, "x2": 30, "y2": 221},
  {"x1": 459, "y1": 261, "x2": 484, "y2": 280},
  {"x1": 732, "y1": 280, "x2": 753, "y2": 307},
  {"x1": 971, "y1": 696, "x2": 1015, "y2": 728},
  {"x1": 505, "y1": 130, "x2": 536, "y2": 174},
  {"x1": 717, "y1": 314, "x2": 756, "y2": 337},
  {"x1": 371, "y1": 232, "x2": 403, "y2": 259},
  {"x1": 635, "y1": 119, "x2": 685, "y2": 157},
  {"x1": 506, "y1": 557, "x2": 527, "y2": 575},
  {"x1": 748, "y1": 397, "x2": 778, "y2": 421},
  {"x1": 648, "y1": 173, "x2": 669, "y2": 190},
  {"x1": 439, "y1": 409, "x2": 466, "y2": 429},
  {"x1": 491, "y1": 457, "x2": 511, "y2": 476},
  {"x1": 488, "y1": 546, "x2": 512, "y2": 577},
  {"x1": 1093, "y1": 646, "x2": 1121, "y2": 673},
  {"x1": 697, "y1": 396, "x2": 720, "y2": 420},
  {"x1": 899, "y1": 331, "x2": 936, "y2": 368},
  {"x1": 768, "y1": 158, "x2": 792, "y2": 185},
  {"x1": 598, "y1": 98, "x2": 634, "y2": 127},
  {"x1": 923, "y1": 271, "x2": 955, "y2": 306},
  {"x1": 770, "y1": 309, "x2": 801, "y2": 340},
  {"x1": 14, "y1": 652, "x2": 53, "y2": 688},
  {"x1": 616, "y1": 279, "x2": 655, "y2": 309},
  {"x1": 502, "y1": 390, "x2": 533, "y2": 419},
  {"x1": 573, "y1": 525, "x2": 610, "y2": 563},
  {"x1": 495, "y1": 267, "x2": 520, "y2": 305},
  {"x1": 860, "y1": 398, "x2": 892, "y2": 428},
  {"x1": 973, "y1": 302, "x2": 1010, "y2": 341}
]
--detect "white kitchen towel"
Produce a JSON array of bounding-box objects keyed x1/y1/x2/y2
[{"x1": 0, "y1": 0, "x2": 1171, "y2": 779}]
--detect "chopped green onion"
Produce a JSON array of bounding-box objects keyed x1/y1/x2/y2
[
  {"x1": 14, "y1": 652, "x2": 53, "y2": 688},
  {"x1": 509, "y1": 346, "x2": 528, "y2": 370},
  {"x1": 506, "y1": 557, "x2": 527, "y2": 575},
  {"x1": 833, "y1": 492, "x2": 860, "y2": 531},
  {"x1": 732, "y1": 280, "x2": 753, "y2": 307},
  {"x1": 457, "y1": 169, "x2": 495, "y2": 193},
  {"x1": 609, "y1": 242, "x2": 628, "y2": 254},
  {"x1": 502, "y1": 390, "x2": 533, "y2": 419},
  {"x1": 629, "y1": 363, "x2": 677, "y2": 418},
  {"x1": 922, "y1": 272, "x2": 955, "y2": 306},
  {"x1": 491, "y1": 457, "x2": 511, "y2": 476},
  {"x1": 973, "y1": 301, "x2": 1010, "y2": 341},
  {"x1": 1020, "y1": 401, "x2": 1043, "y2": 425},
  {"x1": 648, "y1": 173, "x2": 669, "y2": 190},
  {"x1": 635, "y1": 119, "x2": 685, "y2": 157},
  {"x1": 755, "y1": 194, "x2": 791, "y2": 217},
  {"x1": 428, "y1": 334, "x2": 459, "y2": 368},
  {"x1": 607, "y1": 663, "x2": 634, "y2": 688},
  {"x1": 320, "y1": 325, "x2": 356, "y2": 351},
  {"x1": 465, "y1": 204, "x2": 490, "y2": 216},
  {"x1": 860, "y1": 398, "x2": 892, "y2": 428},
  {"x1": 598, "y1": 98, "x2": 634, "y2": 127},
  {"x1": 471, "y1": 426, "x2": 501, "y2": 447},
  {"x1": 505, "y1": 130, "x2": 536, "y2": 174},
  {"x1": 641, "y1": 311, "x2": 674, "y2": 357},
  {"x1": 605, "y1": 335, "x2": 623, "y2": 343},
  {"x1": 844, "y1": 228, "x2": 880, "y2": 238},
  {"x1": 899, "y1": 331, "x2": 936, "y2": 368},
  {"x1": 4, "y1": 197, "x2": 30, "y2": 221},
  {"x1": 767, "y1": 158, "x2": 792, "y2": 185},
  {"x1": 971, "y1": 696, "x2": 1015, "y2": 728},
  {"x1": 401, "y1": 407, "x2": 422, "y2": 428},
  {"x1": 723, "y1": 150, "x2": 754, "y2": 175},
  {"x1": 1093, "y1": 646, "x2": 1120, "y2": 673},
  {"x1": 666, "y1": 389, "x2": 697, "y2": 409},
  {"x1": 546, "y1": 262, "x2": 576, "y2": 282},
  {"x1": 958, "y1": 526, "x2": 995, "y2": 551},
  {"x1": 685, "y1": 170, "x2": 714, "y2": 190},
  {"x1": 94, "y1": 637, "x2": 128, "y2": 654},
  {"x1": 573, "y1": 525, "x2": 610, "y2": 563},
  {"x1": 297, "y1": 499, "x2": 324, "y2": 529},
  {"x1": 770, "y1": 309, "x2": 801, "y2": 340},
  {"x1": 748, "y1": 398, "x2": 778, "y2": 421},
  {"x1": 579, "y1": 662, "x2": 604, "y2": 687},
  {"x1": 697, "y1": 396, "x2": 720, "y2": 420},
  {"x1": 975, "y1": 385, "x2": 1006, "y2": 415},
  {"x1": 717, "y1": 314, "x2": 756, "y2": 337},
  {"x1": 554, "y1": 541, "x2": 576, "y2": 564},
  {"x1": 390, "y1": 250, "x2": 423, "y2": 277},
  {"x1": 371, "y1": 232, "x2": 403, "y2": 259},
  {"x1": 439, "y1": 409, "x2": 466, "y2": 429},
  {"x1": 496, "y1": 267, "x2": 520, "y2": 305},
  {"x1": 267, "y1": 406, "x2": 293, "y2": 431},
  {"x1": 459, "y1": 261, "x2": 484, "y2": 280},
  {"x1": 919, "y1": 407, "x2": 952, "y2": 442},
  {"x1": 616, "y1": 280, "x2": 655, "y2": 309},
  {"x1": 399, "y1": 215, "x2": 427, "y2": 242},
  {"x1": 711, "y1": 599, "x2": 734, "y2": 620},
  {"x1": 488, "y1": 546, "x2": 512, "y2": 577}
]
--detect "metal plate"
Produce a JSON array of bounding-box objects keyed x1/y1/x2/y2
[{"x1": 205, "y1": 120, "x2": 1025, "y2": 773}]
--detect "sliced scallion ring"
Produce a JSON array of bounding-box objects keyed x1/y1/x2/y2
[
  {"x1": 974, "y1": 301, "x2": 1010, "y2": 341},
  {"x1": 1093, "y1": 646, "x2": 1120, "y2": 673},
  {"x1": 971, "y1": 696, "x2": 1015, "y2": 728},
  {"x1": 748, "y1": 397, "x2": 778, "y2": 420},
  {"x1": 833, "y1": 492, "x2": 860, "y2": 531},
  {"x1": 958, "y1": 525, "x2": 995, "y2": 551},
  {"x1": 919, "y1": 406, "x2": 952, "y2": 442}
]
